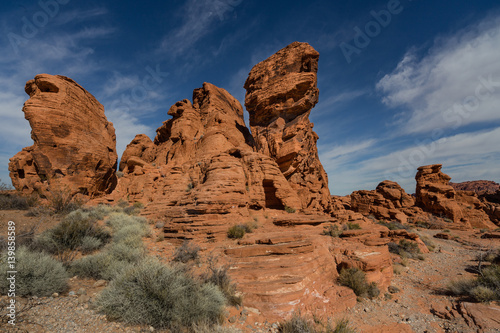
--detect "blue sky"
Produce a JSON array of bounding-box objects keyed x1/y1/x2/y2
[{"x1": 1, "y1": 0, "x2": 499, "y2": 195}]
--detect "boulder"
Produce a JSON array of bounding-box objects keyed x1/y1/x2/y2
[{"x1": 9, "y1": 74, "x2": 117, "y2": 197}]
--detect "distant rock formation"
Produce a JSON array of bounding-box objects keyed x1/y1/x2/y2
[
  {"x1": 350, "y1": 180, "x2": 415, "y2": 223},
  {"x1": 244, "y1": 42, "x2": 333, "y2": 214},
  {"x1": 450, "y1": 180, "x2": 500, "y2": 196},
  {"x1": 415, "y1": 164, "x2": 496, "y2": 229},
  {"x1": 8, "y1": 74, "x2": 117, "y2": 197}
]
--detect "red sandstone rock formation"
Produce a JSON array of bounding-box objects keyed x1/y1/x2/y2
[
  {"x1": 415, "y1": 164, "x2": 496, "y2": 229},
  {"x1": 350, "y1": 180, "x2": 415, "y2": 223},
  {"x1": 112, "y1": 82, "x2": 303, "y2": 240},
  {"x1": 450, "y1": 180, "x2": 500, "y2": 195},
  {"x1": 244, "y1": 42, "x2": 333, "y2": 214},
  {"x1": 8, "y1": 74, "x2": 117, "y2": 197}
]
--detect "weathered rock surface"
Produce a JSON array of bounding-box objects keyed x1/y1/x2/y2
[
  {"x1": 416, "y1": 164, "x2": 496, "y2": 229},
  {"x1": 111, "y1": 82, "x2": 303, "y2": 242},
  {"x1": 244, "y1": 42, "x2": 332, "y2": 214},
  {"x1": 350, "y1": 180, "x2": 415, "y2": 223},
  {"x1": 9, "y1": 74, "x2": 117, "y2": 197}
]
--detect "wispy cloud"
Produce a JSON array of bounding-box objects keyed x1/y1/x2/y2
[
  {"x1": 376, "y1": 15, "x2": 500, "y2": 134},
  {"x1": 325, "y1": 127, "x2": 500, "y2": 195},
  {"x1": 159, "y1": 0, "x2": 242, "y2": 57}
]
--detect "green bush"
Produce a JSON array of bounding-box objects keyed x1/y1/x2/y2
[
  {"x1": 338, "y1": 267, "x2": 379, "y2": 299},
  {"x1": 284, "y1": 206, "x2": 296, "y2": 214},
  {"x1": 345, "y1": 223, "x2": 361, "y2": 230},
  {"x1": 172, "y1": 241, "x2": 200, "y2": 263},
  {"x1": 95, "y1": 258, "x2": 225, "y2": 329},
  {"x1": 0, "y1": 246, "x2": 68, "y2": 296},
  {"x1": 227, "y1": 225, "x2": 246, "y2": 239}
]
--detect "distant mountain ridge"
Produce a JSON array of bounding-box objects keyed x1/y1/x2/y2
[{"x1": 450, "y1": 180, "x2": 500, "y2": 195}]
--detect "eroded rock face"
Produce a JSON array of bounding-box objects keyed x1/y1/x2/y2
[
  {"x1": 112, "y1": 82, "x2": 303, "y2": 241},
  {"x1": 9, "y1": 74, "x2": 117, "y2": 196},
  {"x1": 415, "y1": 164, "x2": 496, "y2": 229},
  {"x1": 244, "y1": 42, "x2": 332, "y2": 213},
  {"x1": 351, "y1": 180, "x2": 415, "y2": 223}
]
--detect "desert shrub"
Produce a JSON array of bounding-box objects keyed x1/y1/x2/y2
[
  {"x1": 70, "y1": 211, "x2": 148, "y2": 279},
  {"x1": 173, "y1": 241, "x2": 200, "y2": 263},
  {"x1": 95, "y1": 258, "x2": 225, "y2": 329},
  {"x1": 201, "y1": 257, "x2": 241, "y2": 306},
  {"x1": 106, "y1": 212, "x2": 147, "y2": 231},
  {"x1": 471, "y1": 285, "x2": 497, "y2": 302},
  {"x1": 71, "y1": 242, "x2": 145, "y2": 280},
  {"x1": 227, "y1": 225, "x2": 246, "y2": 239},
  {"x1": 338, "y1": 267, "x2": 379, "y2": 299},
  {"x1": 0, "y1": 246, "x2": 68, "y2": 296},
  {"x1": 80, "y1": 236, "x2": 103, "y2": 254},
  {"x1": 448, "y1": 278, "x2": 478, "y2": 295},
  {"x1": 47, "y1": 188, "x2": 83, "y2": 214},
  {"x1": 378, "y1": 221, "x2": 412, "y2": 231},
  {"x1": 345, "y1": 222, "x2": 361, "y2": 230},
  {"x1": 388, "y1": 239, "x2": 421, "y2": 259},
  {"x1": 322, "y1": 224, "x2": 342, "y2": 237},
  {"x1": 34, "y1": 210, "x2": 110, "y2": 263},
  {"x1": 414, "y1": 220, "x2": 431, "y2": 229},
  {"x1": 0, "y1": 191, "x2": 38, "y2": 211},
  {"x1": 284, "y1": 206, "x2": 296, "y2": 214},
  {"x1": 448, "y1": 264, "x2": 500, "y2": 302},
  {"x1": 278, "y1": 313, "x2": 315, "y2": 333}
]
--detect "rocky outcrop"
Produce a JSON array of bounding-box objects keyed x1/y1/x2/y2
[
  {"x1": 415, "y1": 164, "x2": 496, "y2": 229},
  {"x1": 8, "y1": 74, "x2": 117, "y2": 197},
  {"x1": 450, "y1": 180, "x2": 500, "y2": 195},
  {"x1": 244, "y1": 42, "x2": 333, "y2": 214},
  {"x1": 111, "y1": 82, "x2": 303, "y2": 241},
  {"x1": 350, "y1": 180, "x2": 415, "y2": 223}
]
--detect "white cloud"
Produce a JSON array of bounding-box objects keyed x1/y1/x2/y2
[
  {"x1": 105, "y1": 109, "x2": 154, "y2": 157},
  {"x1": 376, "y1": 15, "x2": 500, "y2": 134},
  {"x1": 325, "y1": 127, "x2": 500, "y2": 195}
]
